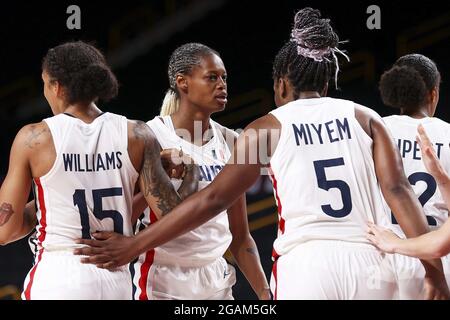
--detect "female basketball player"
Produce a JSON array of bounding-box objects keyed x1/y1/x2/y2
[
  {"x1": 75, "y1": 9, "x2": 449, "y2": 299},
  {"x1": 374, "y1": 54, "x2": 450, "y2": 298},
  {"x1": 130, "y1": 43, "x2": 269, "y2": 300},
  {"x1": 368, "y1": 125, "x2": 450, "y2": 259},
  {"x1": 0, "y1": 41, "x2": 199, "y2": 299}
]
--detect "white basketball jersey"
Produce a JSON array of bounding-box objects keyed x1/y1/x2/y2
[
  {"x1": 34, "y1": 113, "x2": 138, "y2": 251},
  {"x1": 141, "y1": 116, "x2": 233, "y2": 266},
  {"x1": 269, "y1": 97, "x2": 390, "y2": 258},
  {"x1": 383, "y1": 115, "x2": 450, "y2": 235}
]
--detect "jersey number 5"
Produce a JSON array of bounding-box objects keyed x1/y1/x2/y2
[
  {"x1": 73, "y1": 188, "x2": 124, "y2": 239},
  {"x1": 314, "y1": 158, "x2": 353, "y2": 218}
]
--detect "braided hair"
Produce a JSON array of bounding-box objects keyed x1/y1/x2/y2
[
  {"x1": 160, "y1": 43, "x2": 219, "y2": 116},
  {"x1": 273, "y1": 8, "x2": 348, "y2": 98},
  {"x1": 42, "y1": 41, "x2": 118, "y2": 104},
  {"x1": 379, "y1": 54, "x2": 441, "y2": 110}
]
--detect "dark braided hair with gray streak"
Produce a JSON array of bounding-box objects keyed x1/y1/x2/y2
[
  {"x1": 273, "y1": 8, "x2": 349, "y2": 98},
  {"x1": 161, "y1": 43, "x2": 219, "y2": 116}
]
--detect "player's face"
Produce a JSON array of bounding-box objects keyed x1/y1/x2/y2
[
  {"x1": 183, "y1": 54, "x2": 228, "y2": 113},
  {"x1": 42, "y1": 71, "x2": 60, "y2": 115}
]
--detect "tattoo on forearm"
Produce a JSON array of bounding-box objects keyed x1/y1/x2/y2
[
  {"x1": 25, "y1": 125, "x2": 49, "y2": 149},
  {"x1": 134, "y1": 121, "x2": 184, "y2": 216},
  {"x1": 0, "y1": 203, "x2": 14, "y2": 225}
]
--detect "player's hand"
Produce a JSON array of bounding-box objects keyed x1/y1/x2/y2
[
  {"x1": 417, "y1": 124, "x2": 449, "y2": 185},
  {"x1": 0, "y1": 203, "x2": 14, "y2": 226},
  {"x1": 160, "y1": 148, "x2": 195, "y2": 179},
  {"x1": 423, "y1": 274, "x2": 450, "y2": 300},
  {"x1": 366, "y1": 222, "x2": 400, "y2": 254},
  {"x1": 74, "y1": 232, "x2": 139, "y2": 269}
]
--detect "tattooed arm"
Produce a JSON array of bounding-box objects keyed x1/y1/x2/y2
[
  {"x1": 130, "y1": 120, "x2": 200, "y2": 219},
  {"x1": 228, "y1": 195, "x2": 271, "y2": 300},
  {"x1": 131, "y1": 147, "x2": 200, "y2": 224},
  {"x1": 0, "y1": 125, "x2": 34, "y2": 245}
]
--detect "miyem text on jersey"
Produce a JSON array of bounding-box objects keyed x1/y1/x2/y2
[{"x1": 292, "y1": 117, "x2": 351, "y2": 146}]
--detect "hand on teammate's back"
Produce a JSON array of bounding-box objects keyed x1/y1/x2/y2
[
  {"x1": 366, "y1": 222, "x2": 400, "y2": 254},
  {"x1": 74, "y1": 231, "x2": 138, "y2": 270}
]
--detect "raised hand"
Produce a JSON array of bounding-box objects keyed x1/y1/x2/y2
[{"x1": 416, "y1": 124, "x2": 448, "y2": 185}]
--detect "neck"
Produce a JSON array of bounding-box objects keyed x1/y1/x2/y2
[
  {"x1": 400, "y1": 106, "x2": 432, "y2": 119},
  {"x1": 63, "y1": 102, "x2": 103, "y2": 123},
  {"x1": 297, "y1": 91, "x2": 322, "y2": 99},
  {"x1": 170, "y1": 102, "x2": 212, "y2": 146}
]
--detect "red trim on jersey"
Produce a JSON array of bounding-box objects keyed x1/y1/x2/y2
[
  {"x1": 269, "y1": 167, "x2": 284, "y2": 262},
  {"x1": 269, "y1": 169, "x2": 285, "y2": 233},
  {"x1": 138, "y1": 209, "x2": 157, "y2": 300},
  {"x1": 272, "y1": 260, "x2": 278, "y2": 301},
  {"x1": 24, "y1": 178, "x2": 48, "y2": 300}
]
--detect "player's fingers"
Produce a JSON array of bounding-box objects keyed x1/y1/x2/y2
[
  {"x1": 417, "y1": 125, "x2": 433, "y2": 146},
  {"x1": 75, "y1": 238, "x2": 103, "y2": 247},
  {"x1": 80, "y1": 255, "x2": 111, "y2": 265},
  {"x1": 97, "y1": 261, "x2": 118, "y2": 270},
  {"x1": 92, "y1": 231, "x2": 115, "y2": 240},
  {"x1": 424, "y1": 146, "x2": 439, "y2": 161},
  {"x1": 367, "y1": 223, "x2": 379, "y2": 236},
  {"x1": 366, "y1": 234, "x2": 378, "y2": 246},
  {"x1": 74, "y1": 246, "x2": 105, "y2": 256}
]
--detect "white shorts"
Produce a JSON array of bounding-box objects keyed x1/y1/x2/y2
[
  {"x1": 22, "y1": 250, "x2": 132, "y2": 300},
  {"x1": 390, "y1": 253, "x2": 450, "y2": 299},
  {"x1": 132, "y1": 253, "x2": 236, "y2": 300},
  {"x1": 270, "y1": 240, "x2": 397, "y2": 300}
]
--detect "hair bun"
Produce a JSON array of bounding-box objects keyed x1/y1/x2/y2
[
  {"x1": 379, "y1": 65, "x2": 428, "y2": 109},
  {"x1": 68, "y1": 63, "x2": 118, "y2": 103},
  {"x1": 291, "y1": 7, "x2": 339, "y2": 50}
]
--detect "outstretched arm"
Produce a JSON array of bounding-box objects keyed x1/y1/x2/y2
[
  {"x1": 368, "y1": 220, "x2": 450, "y2": 259},
  {"x1": 74, "y1": 115, "x2": 279, "y2": 268}
]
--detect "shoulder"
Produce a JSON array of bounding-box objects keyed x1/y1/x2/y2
[
  {"x1": 353, "y1": 103, "x2": 385, "y2": 138},
  {"x1": 432, "y1": 117, "x2": 450, "y2": 127},
  {"x1": 245, "y1": 114, "x2": 281, "y2": 131},
  {"x1": 15, "y1": 121, "x2": 52, "y2": 149},
  {"x1": 127, "y1": 119, "x2": 160, "y2": 148},
  {"x1": 213, "y1": 120, "x2": 239, "y2": 142}
]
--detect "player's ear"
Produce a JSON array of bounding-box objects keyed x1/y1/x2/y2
[
  {"x1": 280, "y1": 77, "x2": 288, "y2": 99},
  {"x1": 53, "y1": 81, "x2": 66, "y2": 100},
  {"x1": 176, "y1": 74, "x2": 188, "y2": 94}
]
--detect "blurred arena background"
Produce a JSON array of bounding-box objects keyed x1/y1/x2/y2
[{"x1": 0, "y1": 0, "x2": 449, "y2": 300}]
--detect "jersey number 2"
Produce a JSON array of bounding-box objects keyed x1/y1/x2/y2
[
  {"x1": 391, "y1": 172, "x2": 438, "y2": 226},
  {"x1": 73, "y1": 188, "x2": 124, "y2": 239},
  {"x1": 314, "y1": 158, "x2": 352, "y2": 218}
]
